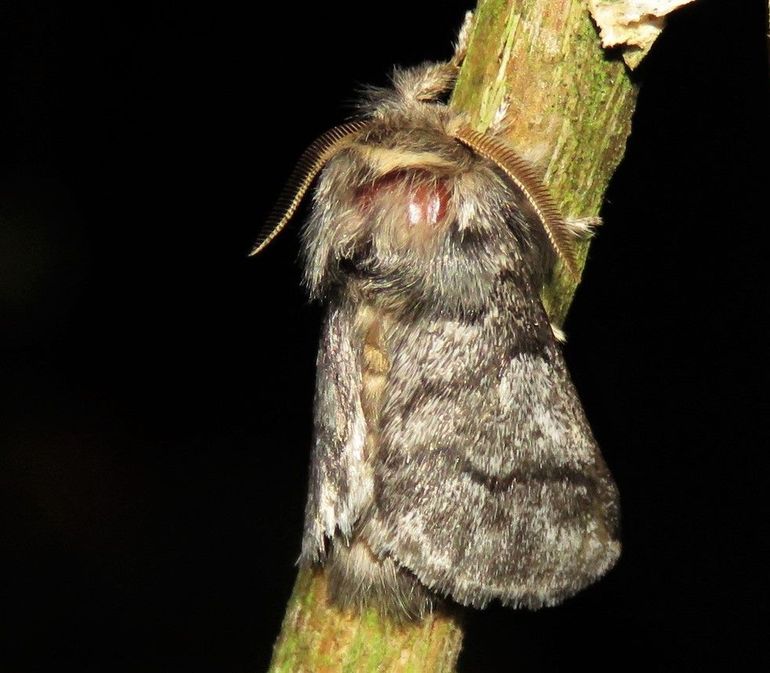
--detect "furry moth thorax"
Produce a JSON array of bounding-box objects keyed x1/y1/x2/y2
[
  {"x1": 254, "y1": 61, "x2": 620, "y2": 619},
  {"x1": 252, "y1": 63, "x2": 580, "y2": 294}
]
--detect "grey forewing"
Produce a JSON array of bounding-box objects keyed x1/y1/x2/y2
[{"x1": 361, "y1": 266, "x2": 619, "y2": 608}]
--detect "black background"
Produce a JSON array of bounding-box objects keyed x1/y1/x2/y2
[{"x1": 1, "y1": 0, "x2": 767, "y2": 671}]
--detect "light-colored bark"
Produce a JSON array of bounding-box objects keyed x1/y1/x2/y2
[
  {"x1": 267, "y1": 1, "x2": 638, "y2": 670},
  {"x1": 588, "y1": 0, "x2": 696, "y2": 68}
]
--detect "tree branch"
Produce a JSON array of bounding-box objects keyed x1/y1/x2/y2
[{"x1": 268, "y1": 568, "x2": 463, "y2": 673}]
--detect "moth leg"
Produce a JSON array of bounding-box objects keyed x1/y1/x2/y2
[
  {"x1": 549, "y1": 215, "x2": 602, "y2": 340},
  {"x1": 565, "y1": 215, "x2": 602, "y2": 239},
  {"x1": 451, "y1": 11, "x2": 475, "y2": 67},
  {"x1": 550, "y1": 323, "x2": 567, "y2": 342},
  {"x1": 416, "y1": 11, "x2": 474, "y2": 100}
]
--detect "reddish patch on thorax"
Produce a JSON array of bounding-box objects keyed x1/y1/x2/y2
[{"x1": 356, "y1": 170, "x2": 450, "y2": 228}]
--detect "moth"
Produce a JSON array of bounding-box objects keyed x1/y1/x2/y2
[{"x1": 252, "y1": 47, "x2": 620, "y2": 619}]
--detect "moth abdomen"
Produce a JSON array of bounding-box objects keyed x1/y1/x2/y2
[{"x1": 326, "y1": 535, "x2": 436, "y2": 620}]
